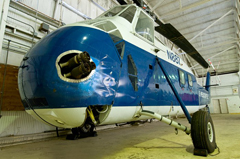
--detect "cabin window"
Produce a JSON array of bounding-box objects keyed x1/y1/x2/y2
[
  {"x1": 178, "y1": 70, "x2": 185, "y2": 86},
  {"x1": 109, "y1": 30, "x2": 123, "y2": 43},
  {"x1": 94, "y1": 21, "x2": 117, "y2": 32},
  {"x1": 188, "y1": 74, "x2": 193, "y2": 87},
  {"x1": 135, "y1": 11, "x2": 154, "y2": 42},
  {"x1": 109, "y1": 30, "x2": 125, "y2": 59},
  {"x1": 115, "y1": 41, "x2": 125, "y2": 59},
  {"x1": 102, "y1": 6, "x2": 126, "y2": 17},
  {"x1": 119, "y1": 6, "x2": 136, "y2": 23},
  {"x1": 128, "y1": 55, "x2": 138, "y2": 91}
]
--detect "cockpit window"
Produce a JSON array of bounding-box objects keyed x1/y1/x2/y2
[
  {"x1": 119, "y1": 6, "x2": 136, "y2": 23},
  {"x1": 135, "y1": 11, "x2": 154, "y2": 42},
  {"x1": 103, "y1": 6, "x2": 126, "y2": 17},
  {"x1": 93, "y1": 21, "x2": 117, "y2": 32}
]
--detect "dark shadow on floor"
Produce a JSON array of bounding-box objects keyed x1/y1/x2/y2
[{"x1": 186, "y1": 145, "x2": 194, "y2": 154}]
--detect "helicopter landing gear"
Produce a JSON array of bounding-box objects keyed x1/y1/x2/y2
[
  {"x1": 66, "y1": 123, "x2": 97, "y2": 140},
  {"x1": 191, "y1": 111, "x2": 217, "y2": 156},
  {"x1": 66, "y1": 106, "x2": 99, "y2": 140}
]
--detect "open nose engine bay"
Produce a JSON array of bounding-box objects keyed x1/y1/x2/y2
[{"x1": 56, "y1": 50, "x2": 96, "y2": 82}]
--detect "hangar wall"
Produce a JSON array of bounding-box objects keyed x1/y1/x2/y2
[
  {"x1": 0, "y1": 0, "x2": 117, "y2": 137},
  {"x1": 197, "y1": 73, "x2": 240, "y2": 114}
]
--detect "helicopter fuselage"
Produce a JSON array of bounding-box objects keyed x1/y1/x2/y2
[{"x1": 18, "y1": 5, "x2": 210, "y2": 128}]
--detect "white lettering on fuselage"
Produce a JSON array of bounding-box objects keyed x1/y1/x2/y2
[
  {"x1": 200, "y1": 92, "x2": 209, "y2": 99},
  {"x1": 167, "y1": 50, "x2": 180, "y2": 65}
]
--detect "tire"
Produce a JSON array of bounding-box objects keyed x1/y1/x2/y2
[{"x1": 191, "y1": 111, "x2": 217, "y2": 153}]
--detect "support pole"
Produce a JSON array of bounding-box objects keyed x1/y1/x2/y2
[
  {"x1": 0, "y1": 40, "x2": 10, "y2": 118},
  {"x1": 56, "y1": 127, "x2": 59, "y2": 137},
  {"x1": 156, "y1": 57, "x2": 192, "y2": 123}
]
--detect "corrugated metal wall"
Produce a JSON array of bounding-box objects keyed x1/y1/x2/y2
[
  {"x1": 2, "y1": 0, "x2": 118, "y2": 65},
  {"x1": 0, "y1": 111, "x2": 54, "y2": 137}
]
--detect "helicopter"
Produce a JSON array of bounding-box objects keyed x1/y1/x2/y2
[{"x1": 18, "y1": 1, "x2": 217, "y2": 156}]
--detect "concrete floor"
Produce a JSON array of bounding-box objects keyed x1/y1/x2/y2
[{"x1": 0, "y1": 114, "x2": 239, "y2": 159}]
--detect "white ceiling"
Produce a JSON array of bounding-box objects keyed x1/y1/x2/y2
[{"x1": 144, "y1": 0, "x2": 239, "y2": 77}]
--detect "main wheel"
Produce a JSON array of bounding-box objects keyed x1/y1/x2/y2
[{"x1": 191, "y1": 111, "x2": 217, "y2": 153}]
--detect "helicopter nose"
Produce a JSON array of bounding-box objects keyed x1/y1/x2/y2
[{"x1": 18, "y1": 25, "x2": 122, "y2": 127}]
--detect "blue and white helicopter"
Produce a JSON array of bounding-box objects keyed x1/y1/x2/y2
[{"x1": 18, "y1": 1, "x2": 217, "y2": 156}]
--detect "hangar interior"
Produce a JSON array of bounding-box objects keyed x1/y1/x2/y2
[{"x1": 0, "y1": 0, "x2": 240, "y2": 157}]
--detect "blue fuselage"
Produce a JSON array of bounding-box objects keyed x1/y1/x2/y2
[{"x1": 18, "y1": 26, "x2": 210, "y2": 111}]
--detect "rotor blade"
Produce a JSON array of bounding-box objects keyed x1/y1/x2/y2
[
  {"x1": 155, "y1": 18, "x2": 164, "y2": 26},
  {"x1": 155, "y1": 24, "x2": 209, "y2": 68},
  {"x1": 116, "y1": 0, "x2": 127, "y2": 5},
  {"x1": 132, "y1": 0, "x2": 142, "y2": 7}
]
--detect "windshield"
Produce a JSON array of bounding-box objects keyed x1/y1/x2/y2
[
  {"x1": 102, "y1": 6, "x2": 126, "y2": 17},
  {"x1": 135, "y1": 11, "x2": 154, "y2": 42},
  {"x1": 119, "y1": 6, "x2": 136, "y2": 23}
]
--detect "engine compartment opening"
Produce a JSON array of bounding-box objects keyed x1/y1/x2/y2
[{"x1": 56, "y1": 50, "x2": 96, "y2": 82}]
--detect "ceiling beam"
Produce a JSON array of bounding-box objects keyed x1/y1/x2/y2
[
  {"x1": 197, "y1": 40, "x2": 238, "y2": 51},
  {"x1": 189, "y1": 9, "x2": 233, "y2": 42},
  {"x1": 174, "y1": 5, "x2": 232, "y2": 74},
  {"x1": 180, "y1": 16, "x2": 233, "y2": 37},
  {"x1": 151, "y1": 0, "x2": 165, "y2": 12},
  {"x1": 200, "y1": 48, "x2": 236, "y2": 58},
  {"x1": 166, "y1": 0, "x2": 232, "y2": 22},
  {"x1": 188, "y1": 44, "x2": 237, "y2": 61},
  {"x1": 183, "y1": 22, "x2": 234, "y2": 39},
  {"x1": 194, "y1": 60, "x2": 239, "y2": 70},
  {"x1": 207, "y1": 45, "x2": 236, "y2": 60},
  {"x1": 197, "y1": 33, "x2": 236, "y2": 42},
  {"x1": 176, "y1": 10, "x2": 233, "y2": 69},
  {"x1": 191, "y1": 33, "x2": 236, "y2": 46},
  {"x1": 191, "y1": 46, "x2": 236, "y2": 68},
  {"x1": 235, "y1": 0, "x2": 240, "y2": 15},
  {"x1": 171, "y1": 7, "x2": 233, "y2": 30},
  {"x1": 160, "y1": 0, "x2": 213, "y2": 18},
  {"x1": 195, "y1": 64, "x2": 239, "y2": 71}
]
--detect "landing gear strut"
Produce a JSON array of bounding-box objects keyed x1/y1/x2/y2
[
  {"x1": 137, "y1": 109, "x2": 217, "y2": 156},
  {"x1": 155, "y1": 58, "x2": 217, "y2": 156}
]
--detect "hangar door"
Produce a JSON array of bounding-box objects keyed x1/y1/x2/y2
[{"x1": 211, "y1": 99, "x2": 229, "y2": 114}]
